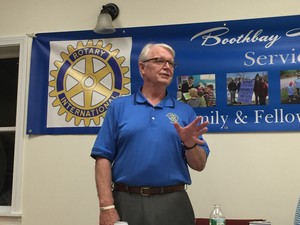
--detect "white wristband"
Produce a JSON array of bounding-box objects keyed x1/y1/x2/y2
[{"x1": 100, "y1": 205, "x2": 115, "y2": 211}]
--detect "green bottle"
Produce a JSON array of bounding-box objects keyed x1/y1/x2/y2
[{"x1": 209, "y1": 204, "x2": 226, "y2": 225}]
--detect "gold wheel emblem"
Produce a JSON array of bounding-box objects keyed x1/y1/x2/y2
[{"x1": 49, "y1": 40, "x2": 130, "y2": 126}]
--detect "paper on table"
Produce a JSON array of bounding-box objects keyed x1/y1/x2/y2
[{"x1": 249, "y1": 221, "x2": 271, "y2": 225}]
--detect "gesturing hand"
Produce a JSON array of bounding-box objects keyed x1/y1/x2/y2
[{"x1": 173, "y1": 116, "x2": 209, "y2": 147}]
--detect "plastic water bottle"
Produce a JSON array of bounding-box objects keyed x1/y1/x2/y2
[{"x1": 209, "y1": 204, "x2": 226, "y2": 225}]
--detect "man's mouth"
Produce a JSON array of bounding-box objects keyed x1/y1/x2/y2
[{"x1": 161, "y1": 73, "x2": 171, "y2": 78}]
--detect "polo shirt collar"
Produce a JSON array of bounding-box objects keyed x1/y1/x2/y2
[{"x1": 135, "y1": 87, "x2": 175, "y2": 108}]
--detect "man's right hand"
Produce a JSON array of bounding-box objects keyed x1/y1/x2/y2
[{"x1": 99, "y1": 208, "x2": 120, "y2": 225}]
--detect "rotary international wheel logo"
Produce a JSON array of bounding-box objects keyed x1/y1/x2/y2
[{"x1": 49, "y1": 40, "x2": 130, "y2": 126}]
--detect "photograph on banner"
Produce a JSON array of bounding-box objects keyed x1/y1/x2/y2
[
  {"x1": 177, "y1": 74, "x2": 216, "y2": 108},
  {"x1": 226, "y1": 71, "x2": 268, "y2": 106},
  {"x1": 280, "y1": 69, "x2": 300, "y2": 104}
]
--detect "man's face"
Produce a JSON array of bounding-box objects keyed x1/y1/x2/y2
[{"x1": 139, "y1": 46, "x2": 175, "y2": 87}]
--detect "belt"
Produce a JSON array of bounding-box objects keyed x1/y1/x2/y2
[{"x1": 113, "y1": 183, "x2": 186, "y2": 196}]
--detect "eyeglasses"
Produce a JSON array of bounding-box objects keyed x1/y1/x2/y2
[{"x1": 142, "y1": 57, "x2": 177, "y2": 69}]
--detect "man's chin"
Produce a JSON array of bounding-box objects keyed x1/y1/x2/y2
[{"x1": 160, "y1": 78, "x2": 172, "y2": 85}]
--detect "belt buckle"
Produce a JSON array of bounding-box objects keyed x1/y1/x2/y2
[{"x1": 140, "y1": 187, "x2": 151, "y2": 196}]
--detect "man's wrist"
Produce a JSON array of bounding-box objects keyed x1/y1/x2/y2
[{"x1": 182, "y1": 142, "x2": 197, "y2": 150}]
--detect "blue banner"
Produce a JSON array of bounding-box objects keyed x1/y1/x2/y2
[{"x1": 27, "y1": 14, "x2": 300, "y2": 134}]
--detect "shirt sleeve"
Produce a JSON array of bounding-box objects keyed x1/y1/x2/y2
[
  {"x1": 199, "y1": 136, "x2": 210, "y2": 157},
  {"x1": 90, "y1": 102, "x2": 117, "y2": 161}
]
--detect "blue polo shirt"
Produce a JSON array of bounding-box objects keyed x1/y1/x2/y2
[{"x1": 91, "y1": 89, "x2": 209, "y2": 186}]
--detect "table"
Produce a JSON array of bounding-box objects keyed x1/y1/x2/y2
[{"x1": 195, "y1": 218, "x2": 265, "y2": 225}]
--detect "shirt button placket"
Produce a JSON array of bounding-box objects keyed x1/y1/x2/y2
[{"x1": 150, "y1": 108, "x2": 157, "y2": 127}]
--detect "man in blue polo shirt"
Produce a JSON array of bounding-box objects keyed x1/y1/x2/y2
[{"x1": 91, "y1": 43, "x2": 210, "y2": 225}]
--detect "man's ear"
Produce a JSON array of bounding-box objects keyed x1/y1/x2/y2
[{"x1": 138, "y1": 62, "x2": 145, "y2": 78}]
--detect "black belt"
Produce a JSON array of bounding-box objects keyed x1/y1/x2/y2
[{"x1": 113, "y1": 183, "x2": 186, "y2": 196}]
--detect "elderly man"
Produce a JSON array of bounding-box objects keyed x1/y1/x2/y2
[{"x1": 91, "y1": 43, "x2": 210, "y2": 225}]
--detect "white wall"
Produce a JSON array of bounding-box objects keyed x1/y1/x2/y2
[{"x1": 1, "y1": 0, "x2": 300, "y2": 225}]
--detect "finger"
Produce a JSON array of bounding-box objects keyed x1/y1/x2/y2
[
  {"x1": 193, "y1": 121, "x2": 209, "y2": 134},
  {"x1": 192, "y1": 116, "x2": 210, "y2": 128},
  {"x1": 193, "y1": 136, "x2": 206, "y2": 145},
  {"x1": 173, "y1": 122, "x2": 181, "y2": 132},
  {"x1": 191, "y1": 116, "x2": 202, "y2": 126}
]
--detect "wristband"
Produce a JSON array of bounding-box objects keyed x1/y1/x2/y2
[
  {"x1": 182, "y1": 142, "x2": 197, "y2": 150},
  {"x1": 100, "y1": 205, "x2": 115, "y2": 211}
]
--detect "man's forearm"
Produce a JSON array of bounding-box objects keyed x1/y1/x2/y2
[
  {"x1": 185, "y1": 146, "x2": 207, "y2": 171},
  {"x1": 95, "y1": 157, "x2": 114, "y2": 207}
]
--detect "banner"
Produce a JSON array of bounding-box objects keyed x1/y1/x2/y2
[{"x1": 27, "y1": 14, "x2": 300, "y2": 134}]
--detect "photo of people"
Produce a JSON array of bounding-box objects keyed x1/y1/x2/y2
[
  {"x1": 280, "y1": 69, "x2": 300, "y2": 104},
  {"x1": 177, "y1": 74, "x2": 216, "y2": 107},
  {"x1": 227, "y1": 71, "x2": 269, "y2": 106}
]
